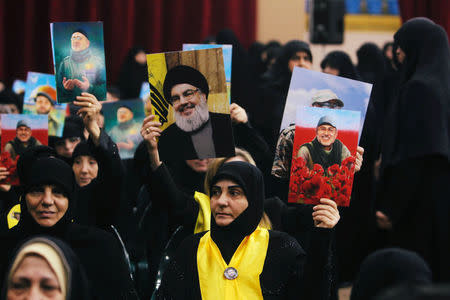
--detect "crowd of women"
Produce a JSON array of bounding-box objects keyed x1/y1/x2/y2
[{"x1": 0, "y1": 17, "x2": 449, "y2": 299}]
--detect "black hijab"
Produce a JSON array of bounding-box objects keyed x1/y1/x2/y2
[
  {"x1": 320, "y1": 50, "x2": 360, "y2": 80},
  {"x1": 209, "y1": 161, "x2": 264, "y2": 264},
  {"x1": 351, "y1": 248, "x2": 432, "y2": 300},
  {"x1": 1, "y1": 236, "x2": 91, "y2": 300},
  {"x1": 17, "y1": 156, "x2": 76, "y2": 238},
  {"x1": 264, "y1": 40, "x2": 312, "y2": 88},
  {"x1": 382, "y1": 17, "x2": 450, "y2": 167},
  {"x1": 216, "y1": 29, "x2": 252, "y2": 110},
  {"x1": 118, "y1": 46, "x2": 148, "y2": 99},
  {"x1": 356, "y1": 42, "x2": 386, "y2": 84}
]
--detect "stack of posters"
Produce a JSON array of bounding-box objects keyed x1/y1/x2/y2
[{"x1": 280, "y1": 67, "x2": 372, "y2": 206}]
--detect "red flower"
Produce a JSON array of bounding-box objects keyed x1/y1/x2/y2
[{"x1": 0, "y1": 152, "x2": 20, "y2": 185}]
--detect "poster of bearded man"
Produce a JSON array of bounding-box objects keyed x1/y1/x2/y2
[{"x1": 147, "y1": 48, "x2": 235, "y2": 161}]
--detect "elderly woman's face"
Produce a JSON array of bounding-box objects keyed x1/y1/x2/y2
[
  {"x1": 210, "y1": 179, "x2": 248, "y2": 226},
  {"x1": 26, "y1": 185, "x2": 69, "y2": 227},
  {"x1": 7, "y1": 254, "x2": 63, "y2": 300}
]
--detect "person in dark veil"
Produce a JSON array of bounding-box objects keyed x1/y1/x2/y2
[
  {"x1": 0, "y1": 153, "x2": 138, "y2": 298},
  {"x1": 215, "y1": 29, "x2": 252, "y2": 111},
  {"x1": 382, "y1": 42, "x2": 397, "y2": 74},
  {"x1": 320, "y1": 50, "x2": 361, "y2": 80},
  {"x1": 350, "y1": 248, "x2": 432, "y2": 300},
  {"x1": 1, "y1": 236, "x2": 92, "y2": 299},
  {"x1": 253, "y1": 40, "x2": 313, "y2": 153},
  {"x1": 356, "y1": 42, "x2": 386, "y2": 84},
  {"x1": 248, "y1": 41, "x2": 266, "y2": 80},
  {"x1": 155, "y1": 161, "x2": 338, "y2": 299},
  {"x1": 378, "y1": 17, "x2": 450, "y2": 282},
  {"x1": 118, "y1": 46, "x2": 148, "y2": 100}
]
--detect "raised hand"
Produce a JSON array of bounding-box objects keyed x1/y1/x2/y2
[
  {"x1": 74, "y1": 92, "x2": 102, "y2": 144},
  {"x1": 312, "y1": 198, "x2": 340, "y2": 228},
  {"x1": 230, "y1": 103, "x2": 248, "y2": 124}
]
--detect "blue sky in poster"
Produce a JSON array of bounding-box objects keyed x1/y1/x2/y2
[
  {"x1": 23, "y1": 72, "x2": 57, "y2": 105},
  {"x1": 296, "y1": 107, "x2": 361, "y2": 131},
  {"x1": 281, "y1": 67, "x2": 372, "y2": 135},
  {"x1": 182, "y1": 44, "x2": 232, "y2": 82},
  {"x1": 1, "y1": 114, "x2": 48, "y2": 130}
]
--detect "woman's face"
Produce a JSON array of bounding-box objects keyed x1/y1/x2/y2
[
  {"x1": 396, "y1": 46, "x2": 406, "y2": 64},
  {"x1": 7, "y1": 255, "x2": 63, "y2": 300},
  {"x1": 210, "y1": 179, "x2": 248, "y2": 226},
  {"x1": 72, "y1": 155, "x2": 98, "y2": 187},
  {"x1": 322, "y1": 65, "x2": 339, "y2": 76},
  {"x1": 26, "y1": 185, "x2": 69, "y2": 227},
  {"x1": 288, "y1": 51, "x2": 312, "y2": 72}
]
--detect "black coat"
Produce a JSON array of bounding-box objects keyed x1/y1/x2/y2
[
  {"x1": 72, "y1": 130, "x2": 123, "y2": 229},
  {"x1": 158, "y1": 112, "x2": 235, "y2": 161},
  {"x1": 0, "y1": 211, "x2": 137, "y2": 299},
  {"x1": 379, "y1": 18, "x2": 450, "y2": 282},
  {"x1": 156, "y1": 228, "x2": 332, "y2": 300}
]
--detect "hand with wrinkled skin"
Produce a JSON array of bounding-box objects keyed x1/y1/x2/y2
[{"x1": 312, "y1": 198, "x2": 340, "y2": 228}]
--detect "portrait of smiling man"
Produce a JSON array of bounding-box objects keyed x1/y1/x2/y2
[
  {"x1": 158, "y1": 65, "x2": 234, "y2": 161},
  {"x1": 4, "y1": 120, "x2": 42, "y2": 160},
  {"x1": 297, "y1": 115, "x2": 351, "y2": 170}
]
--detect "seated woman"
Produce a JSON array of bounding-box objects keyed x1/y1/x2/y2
[
  {"x1": 156, "y1": 161, "x2": 339, "y2": 299},
  {"x1": 0, "y1": 153, "x2": 137, "y2": 299},
  {"x1": 2, "y1": 236, "x2": 91, "y2": 299}
]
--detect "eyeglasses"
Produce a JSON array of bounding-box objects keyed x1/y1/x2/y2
[
  {"x1": 314, "y1": 101, "x2": 343, "y2": 109},
  {"x1": 170, "y1": 89, "x2": 199, "y2": 104},
  {"x1": 71, "y1": 36, "x2": 84, "y2": 41}
]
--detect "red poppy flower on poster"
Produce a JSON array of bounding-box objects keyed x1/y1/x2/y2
[
  {"x1": 0, "y1": 152, "x2": 20, "y2": 186},
  {"x1": 288, "y1": 156, "x2": 356, "y2": 207}
]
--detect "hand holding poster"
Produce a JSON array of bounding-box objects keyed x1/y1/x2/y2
[
  {"x1": 147, "y1": 48, "x2": 235, "y2": 161},
  {"x1": 289, "y1": 107, "x2": 360, "y2": 207},
  {"x1": 51, "y1": 22, "x2": 107, "y2": 103}
]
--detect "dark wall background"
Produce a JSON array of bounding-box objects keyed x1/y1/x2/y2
[{"x1": 0, "y1": 0, "x2": 256, "y2": 86}]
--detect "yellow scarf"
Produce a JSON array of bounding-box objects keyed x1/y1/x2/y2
[
  {"x1": 194, "y1": 192, "x2": 271, "y2": 233},
  {"x1": 194, "y1": 192, "x2": 211, "y2": 234},
  {"x1": 197, "y1": 227, "x2": 269, "y2": 300}
]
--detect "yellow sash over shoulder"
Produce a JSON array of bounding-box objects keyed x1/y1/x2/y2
[
  {"x1": 197, "y1": 227, "x2": 269, "y2": 300},
  {"x1": 194, "y1": 191, "x2": 211, "y2": 234}
]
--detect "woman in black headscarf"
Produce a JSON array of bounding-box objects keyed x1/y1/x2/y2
[
  {"x1": 215, "y1": 29, "x2": 252, "y2": 111},
  {"x1": 350, "y1": 248, "x2": 432, "y2": 300},
  {"x1": 118, "y1": 46, "x2": 148, "y2": 100},
  {"x1": 1, "y1": 236, "x2": 91, "y2": 299},
  {"x1": 320, "y1": 50, "x2": 360, "y2": 80},
  {"x1": 379, "y1": 17, "x2": 450, "y2": 282},
  {"x1": 253, "y1": 40, "x2": 313, "y2": 152},
  {"x1": 0, "y1": 154, "x2": 138, "y2": 298},
  {"x1": 356, "y1": 42, "x2": 386, "y2": 84},
  {"x1": 156, "y1": 161, "x2": 337, "y2": 299}
]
